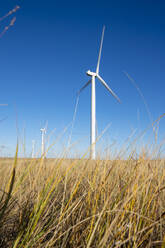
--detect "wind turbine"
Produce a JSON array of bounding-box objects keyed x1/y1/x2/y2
[
  {"x1": 40, "y1": 121, "x2": 48, "y2": 159},
  {"x1": 78, "y1": 26, "x2": 121, "y2": 160},
  {"x1": 40, "y1": 128, "x2": 46, "y2": 158}
]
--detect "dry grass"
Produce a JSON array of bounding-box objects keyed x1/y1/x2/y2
[
  {"x1": 0, "y1": 5, "x2": 20, "y2": 38},
  {"x1": 0, "y1": 154, "x2": 165, "y2": 248}
]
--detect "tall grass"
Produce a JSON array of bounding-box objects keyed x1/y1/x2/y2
[
  {"x1": 0, "y1": 150, "x2": 165, "y2": 247},
  {"x1": 0, "y1": 5, "x2": 20, "y2": 38}
]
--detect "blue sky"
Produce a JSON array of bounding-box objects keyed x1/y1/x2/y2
[{"x1": 0, "y1": 0, "x2": 165, "y2": 158}]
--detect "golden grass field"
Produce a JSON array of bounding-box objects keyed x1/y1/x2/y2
[{"x1": 0, "y1": 151, "x2": 165, "y2": 248}]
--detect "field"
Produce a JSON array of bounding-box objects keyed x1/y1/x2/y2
[{"x1": 0, "y1": 154, "x2": 165, "y2": 248}]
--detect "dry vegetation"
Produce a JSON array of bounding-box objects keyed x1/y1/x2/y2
[
  {"x1": 0, "y1": 5, "x2": 20, "y2": 38},
  {"x1": 0, "y1": 152, "x2": 165, "y2": 248}
]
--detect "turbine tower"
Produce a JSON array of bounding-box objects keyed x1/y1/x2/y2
[
  {"x1": 78, "y1": 26, "x2": 121, "y2": 160},
  {"x1": 40, "y1": 128, "x2": 46, "y2": 158}
]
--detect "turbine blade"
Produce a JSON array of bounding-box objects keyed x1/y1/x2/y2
[
  {"x1": 97, "y1": 74, "x2": 121, "y2": 103},
  {"x1": 0, "y1": 104, "x2": 8, "y2": 106},
  {"x1": 78, "y1": 79, "x2": 91, "y2": 95},
  {"x1": 96, "y1": 26, "x2": 105, "y2": 75}
]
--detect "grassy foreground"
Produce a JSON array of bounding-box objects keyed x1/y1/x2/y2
[{"x1": 0, "y1": 156, "x2": 165, "y2": 247}]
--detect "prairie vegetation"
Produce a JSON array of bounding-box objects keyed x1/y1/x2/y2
[
  {"x1": 0, "y1": 152, "x2": 165, "y2": 247},
  {"x1": 0, "y1": 5, "x2": 20, "y2": 38}
]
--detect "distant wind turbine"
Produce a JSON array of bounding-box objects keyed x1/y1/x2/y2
[
  {"x1": 78, "y1": 26, "x2": 121, "y2": 160},
  {"x1": 40, "y1": 128, "x2": 46, "y2": 158},
  {"x1": 40, "y1": 121, "x2": 48, "y2": 158}
]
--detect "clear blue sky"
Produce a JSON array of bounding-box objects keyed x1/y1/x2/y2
[{"x1": 0, "y1": 0, "x2": 165, "y2": 158}]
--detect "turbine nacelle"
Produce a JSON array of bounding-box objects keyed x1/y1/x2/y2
[
  {"x1": 40, "y1": 128, "x2": 46, "y2": 134},
  {"x1": 86, "y1": 70, "x2": 97, "y2": 77}
]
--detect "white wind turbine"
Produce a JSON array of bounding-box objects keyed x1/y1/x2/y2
[
  {"x1": 78, "y1": 26, "x2": 121, "y2": 160},
  {"x1": 40, "y1": 121, "x2": 48, "y2": 158},
  {"x1": 40, "y1": 128, "x2": 46, "y2": 158}
]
